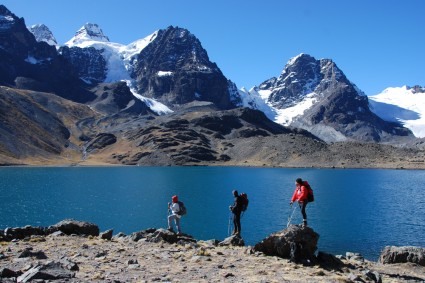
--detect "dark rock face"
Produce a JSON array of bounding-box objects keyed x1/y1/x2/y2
[
  {"x1": 85, "y1": 133, "x2": 117, "y2": 153},
  {"x1": 132, "y1": 26, "x2": 235, "y2": 109},
  {"x1": 254, "y1": 225, "x2": 319, "y2": 263},
  {"x1": 60, "y1": 46, "x2": 107, "y2": 84},
  {"x1": 379, "y1": 246, "x2": 425, "y2": 266},
  {"x1": 0, "y1": 5, "x2": 95, "y2": 103}
]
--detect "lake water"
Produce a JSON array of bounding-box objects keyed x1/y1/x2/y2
[{"x1": 0, "y1": 166, "x2": 424, "y2": 260}]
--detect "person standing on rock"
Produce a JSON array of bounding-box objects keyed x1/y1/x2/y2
[
  {"x1": 290, "y1": 178, "x2": 309, "y2": 227},
  {"x1": 167, "y1": 195, "x2": 182, "y2": 234},
  {"x1": 229, "y1": 190, "x2": 243, "y2": 236}
]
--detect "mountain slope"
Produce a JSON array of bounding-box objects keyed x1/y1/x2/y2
[
  {"x1": 369, "y1": 86, "x2": 425, "y2": 138},
  {"x1": 0, "y1": 86, "x2": 98, "y2": 164}
]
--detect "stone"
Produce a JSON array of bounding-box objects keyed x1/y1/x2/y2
[
  {"x1": 146, "y1": 228, "x2": 178, "y2": 244},
  {"x1": 0, "y1": 267, "x2": 21, "y2": 278},
  {"x1": 218, "y1": 235, "x2": 245, "y2": 247},
  {"x1": 379, "y1": 246, "x2": 425, "y2": 266},
  {"x1": 51, "y1": 219, "x2": 99, "y2": 236},
  {"x1": 99, "y1": 229, "x2": 113, "y2": 240},
  {"x1": 18, "y1": 248, "x2": 48, "y2": 259},
  {"x1": 17, "y1": 261, "x2": 75, "y2": 282},
  {"x1": 253, "y1": 225, "x2": 319, "y2": 263},
  {"x1": 317, "y1": 251, "x2": 344, "y2": 271}
]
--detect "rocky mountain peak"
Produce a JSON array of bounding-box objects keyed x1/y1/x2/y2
[
  {"x1": 28, "y1": 24, "x2": 57, "y2": 46},
  {"x1": 66, "y1": 23, "x2": 110, "y2": 46},
  {"x1": 131, "y1": 25, "x2": 235, "y2": 109}
]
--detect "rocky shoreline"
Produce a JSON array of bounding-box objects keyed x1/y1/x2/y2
[{"x1": 1, "y1": 220, "x2": 424, "y2": 282}]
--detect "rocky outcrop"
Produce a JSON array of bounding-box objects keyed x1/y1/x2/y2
[
  {"x1": 379, "y1": 246, "x2": 425, "y2": 266},
  {"x1": 254, "y1": 224, "x2": 319, "y2": 263},
  {"x1": 89, "y1": 82, "x2": 152, "y2": 115},
  {"x1": 85, "y1": 133, "x2": 117, "y2": 153},
  {"x1": 52, "y1": 219, "x2": 99, "y2": 236},
  {"x1": 0, "y1": 220, "x2": 100, "y2": 241},
  {"x1": 0, "y1": 221, "x2": 423, "y2": 282}
]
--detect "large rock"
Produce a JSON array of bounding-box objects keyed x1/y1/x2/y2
[
  {"x1": 379, "y1": 246, "x2": 425, "y2": 266},
  {"x1": 17, "y1": 261, "x2": 75, "y2": 282},
  {"x1": 51, "y1": 219, "x2": 99, "y2": 236},
  {"x1": 218, "y1": 235, "x2": 245, "y2": 247},
  {"x1": 254, "y1": 225, "x2": 319, "y2": 263},
  {"x1": 3, "y1": 225, "x2": 46, "y2": 241}
]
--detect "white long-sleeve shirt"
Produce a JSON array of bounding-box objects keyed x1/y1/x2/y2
[{"x1": 169, "y1": 202, "x2": 181, "y2": 217}]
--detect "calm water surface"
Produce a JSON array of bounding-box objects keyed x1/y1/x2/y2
[{"x1": 0, "y1": 166, "x2": 424, "y2": 260}]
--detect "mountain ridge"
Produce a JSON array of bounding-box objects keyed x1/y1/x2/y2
[{"x1": 1, "y1": 4, "x2": 424, "y2": 167}]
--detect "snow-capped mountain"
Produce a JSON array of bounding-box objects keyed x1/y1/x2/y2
[
  {"x1": 66, "y1": 23, "x2": 110, "y2": 45},
  {"x1": 28, "y1": 24, "x2": 57, "y2": 46},
  {"x1": 239, "y1": 54, "x2": 412, "y2": 142},
  {"x1": 60, "y1": 23, "x2": 173, "y2": 114},
  {"x1": 59, "y1": 23, "x2": 237, "y2": 113},
  {"x1": 369, "y1": 86, "x2": 425, "y2": 138}
]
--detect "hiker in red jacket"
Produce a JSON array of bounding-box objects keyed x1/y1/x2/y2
[{"x1": 290, "y1": 178, "x2": 309, "y2": 227}]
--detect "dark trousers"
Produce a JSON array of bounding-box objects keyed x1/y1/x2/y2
[
  {"x1": 233, "y1": 212, "x2": 241, "y2": 234},
  {"x1": 299, "y1": 202, "x2": 307, "y2": 220}
]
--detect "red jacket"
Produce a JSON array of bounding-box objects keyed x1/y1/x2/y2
[{"x1": 291, "y1": 184, "x2": 308, "y2": 202}]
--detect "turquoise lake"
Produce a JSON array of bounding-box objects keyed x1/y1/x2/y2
[{"x1": 0, "y1": 166, "x2": 424, "y2": 260}]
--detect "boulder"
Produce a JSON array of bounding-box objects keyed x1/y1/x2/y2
[
  {"x1": 51, "y1": 219, "x2": 99, "y2": 236},
  {"x1": 0, "y1": 267, "x2": 21, "y2": 278},
  {"x1": 379, "y1": 246, "x2": 425, "y2": 266},
  {"x1": 17, "y1": 261, "x2": 75, "y2": 282},
  {"x1": 254, "y1": 225, "x2": 319, "y2": 263},
  {"x1": 218, "y1": 235, "x2": 245, "y2": 247},
  {"x1": 130, "y1": 228, "x2": 157, "y2": 242},
  {"x1": 99, "y1": 229, "x2": 113, "y2": 240},
  {"x1": 3, "y1": 225, "x2": 45, "y2": 241}
]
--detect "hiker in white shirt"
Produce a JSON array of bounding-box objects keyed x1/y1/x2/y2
[{"x1": 167, "y1": 195, "x2": 181, "y2": 234}]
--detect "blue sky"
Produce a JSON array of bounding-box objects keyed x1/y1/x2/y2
[{"x1": 2, "y1": 0, "x2": 424, "y2": 95}]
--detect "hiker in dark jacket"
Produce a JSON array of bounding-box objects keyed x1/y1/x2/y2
[{"x1": 229, "y1": 190, "x2": 243, "y2": 235}]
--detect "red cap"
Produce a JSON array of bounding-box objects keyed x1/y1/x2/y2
[{"x1": 172, "y1": 195, "x2": 178, "y2": 203}]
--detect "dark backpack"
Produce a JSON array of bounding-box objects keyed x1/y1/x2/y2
[
  {"x1": 240, "y1": 193, "x2": 249, "y2": 211},
  {"x1": 177, "y1": 201, "x2": 187, "y2": 216},
  {"x1": 303, "y1": 181, "x2": 314, "y2": 202}
]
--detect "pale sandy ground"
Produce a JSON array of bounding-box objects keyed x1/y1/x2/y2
[{"x1": 1, "y1": 234, "x2": 424, "y2": 282}]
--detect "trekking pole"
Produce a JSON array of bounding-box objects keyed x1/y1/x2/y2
[
  {"x1": 287, "y1": 204, "x2": 297, "y2": 228},
  {"x1": 228, "y1": 211, "x2": 232, "y2": 237}
]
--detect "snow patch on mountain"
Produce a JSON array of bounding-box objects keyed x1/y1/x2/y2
[
  {"x1": 28, "y1": 24, "x2": 57, "y2": 46},
  {"x1": 126, "y1": 81, "x2": 173, "y2": 115},
  {"x1": 369, "y1": 86, "x2": 425, "y2": 138},
  {"x1": 64, "y1": 26, "x2": 168, "y2": 114},
  {"x1": 238, "y1": 87, "x2": 316, "y2": 126}
]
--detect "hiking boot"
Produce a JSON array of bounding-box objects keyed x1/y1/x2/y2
[
  {"x1": 302, "y1": 220, "x2": 308, "y2": 227},
  {"x1": 167, "y1": 227, "x2": 174, "y2": 232}
]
